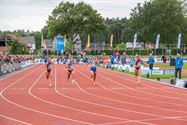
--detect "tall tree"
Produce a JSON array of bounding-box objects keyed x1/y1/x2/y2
[
  {"x1": 105, "y1": 18, "x2": 128, "y2": 45},
  {"x1": 122, "y1": 0, "x2": 187, "y2": 45},
  {"x1": 47, "y1": 2, "x2": 106, "y2": 44}
]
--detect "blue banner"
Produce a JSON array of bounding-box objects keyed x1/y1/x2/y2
[{"x1": 56, "y1": 36, "x2": 64, "y2": 52}]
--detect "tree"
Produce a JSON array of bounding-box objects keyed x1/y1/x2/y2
[
  {"x1": 10, "y1": 39, "x2": 29, "y2": 54},
  {"x1": 41, "y1": 26, "x2": 49, "y2": 39},
  {"x1": 116, "y1": 42, "x2": 126, "y2": 50},
  {"x1": 47, "y1": 2, "x2": 106, "y2": 44},
  {"x1": 105, "y1": 18, "x2": 128, "y2": 44},
  {"x1": 30, "y1": 31, "x2": 41, "y2": 50},
  {"x1": 123, "y1": 0, "x2": 187, "y2": 45}
]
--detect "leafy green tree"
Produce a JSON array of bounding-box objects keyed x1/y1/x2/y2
[
  {"x1": 122, "y1": 0, "x2": 187, "y2": 45},
  {"x1": 30, "y1": 31, "x2": 41, "y2": 50},
  {"x1": 47, "y1": 2, "x2": 106, "y2": 44},
  {"x1": 116, "y1": 42, "x2": 126, "y2": 50},
  {"x1": 10, "y1": 39, "x2": 29, "y2": 54},
  {"x1": 41, "y1": 26, "x2": 49, "y2": 39},
  {"x1": 105, "y1": 18, "x2": 128, "y2": 44}
]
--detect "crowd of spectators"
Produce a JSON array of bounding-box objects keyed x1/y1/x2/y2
[{"x1": 0, "y1": 55, "x2": 35, "y2": 64}]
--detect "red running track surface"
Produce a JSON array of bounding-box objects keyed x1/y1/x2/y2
[{"x1": 0, "y1": 64, "x2": 187, "y2": 125}]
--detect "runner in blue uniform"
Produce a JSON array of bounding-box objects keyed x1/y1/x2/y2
[{"x1": 88, "y1": 56, "x2": 97, "y2": 84}]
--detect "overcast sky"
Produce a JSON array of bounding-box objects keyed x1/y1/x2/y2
[{"x1": 0, "y1": 0, "x2": 146, "y2": 31}]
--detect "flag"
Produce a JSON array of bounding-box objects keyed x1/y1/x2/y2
[
  {"x1": 155, "y1": 34, "x2": 160, "y2": 49},
  {"x1": 133, "y1": 33, "x2": 137, "y2": 49},
  {"x1": 41, "y1": 33, "x2": 44, "y2": 48},
  {"x1": 87, "y1": 34, "x2": 90, "y2": 48},
  {"x1": 64, "y1": 34, "x2": 67, "y2": 48},
  {"x1": 177, "y1": 33, "x2": 181, "y2": 49},
  {"x1": 110, "y1": 34, "x2": 113, "y2": 48}
]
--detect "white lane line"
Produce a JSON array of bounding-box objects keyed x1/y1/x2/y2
[
  {"x1": 98, "y1": 113, "x2": 187, "y2": 125},
  {"x1": 75, "y1": 67, "x2": 187, "y2": 121},
  {"x1": 0, "y1": 114, "x2": 32, "y2": 125},
  {"x1": 76, "y1": 66, "x2": 187, "y2": 114},
  {"x1": 94, "y1": 67, "x2": 187, "y2": 103},
  {"x1": 54, "y1": 65, "x2": 139, "y2": 123},
  {"x1": 28, "y1": 65, "x2": 128, "y2": 124},
  {"x1": 79, "y1": 66, "x2": 184, "y2": 104},
  {"x1": 58, "y1": 65, "x2": 155, "y2": 125},
  {"x1": 1, "y1": 69, "x2": 94, "y2": 125},
  {"x1": 98, "y1": 73, "x2": 186, "y2": 104},
  {"x1": 98, "y1": 69, "x2": 185, "y2": 101},
  {"x1": 97, "y1": 115, "x2": 187, "y2": 125},
  {"x1": 0, "y1": 66, "x2": 41, "y2": 125},
  {"x1": 100, "y1": 67, "x2": 187, "y2": 95}
]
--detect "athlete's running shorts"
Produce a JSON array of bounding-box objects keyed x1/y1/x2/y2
[{"x1": 90, "y1": 67, "x2": 97, "y2": 73}]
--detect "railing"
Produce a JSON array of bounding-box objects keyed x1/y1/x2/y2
[{"x1": 0, "y1": 60, "x2": 34, "y2": 76}]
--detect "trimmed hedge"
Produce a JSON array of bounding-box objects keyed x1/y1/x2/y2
[{"x1": 39, "y1": 48, "x2": 187, "y2": 56}]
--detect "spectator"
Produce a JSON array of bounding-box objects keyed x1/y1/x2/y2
[
  {"x1": 121, "y1": 55, "x2": 125, "y2": 65},
  {"x1": 175, "y1": 53, "x2": 183, "y2": 79},
  {"x1": 148, "y1": 54, "x2": 155, "y2": 70},
  {"x1": 129, "y1": 55, "x2": 135, "y2": 68},
  {"x1": 117, "y1": 52, "x2": 121, "y2": 63},
  {"x1": 110, "y1": 55, "x2": 115, "y2": 64},
  {"x1": 162, "y1": 55, "x2": 167, "y2": 63}
]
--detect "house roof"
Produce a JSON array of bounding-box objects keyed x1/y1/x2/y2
[
  {"x1": 0, "y1": 47, "x2": 9, "y2": 52},
  {"x1": 19, "y1": 36, "x2": 35, "y2": 45},
  {"x1": 0, "y1": 34, "x2": 17, "y2": 42}
]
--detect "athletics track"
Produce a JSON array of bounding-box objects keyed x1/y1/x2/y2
[{"x1": 0, "y1": 64, "x2": 187, "y2": 125}]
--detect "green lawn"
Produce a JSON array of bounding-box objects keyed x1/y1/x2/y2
[
  {"x1": 154, "y1": 63, "x2": 187, "y2": 69},
  {"x1": 109, "y1": 68, "x2": 187, "y2": 79}
]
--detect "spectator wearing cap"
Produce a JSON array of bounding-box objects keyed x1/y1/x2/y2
[{"x1": 175, "y1": 53, "x2": 183, "y2": 79}]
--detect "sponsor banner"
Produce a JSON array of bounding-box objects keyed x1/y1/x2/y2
[
  {"x1": 0, "y1": 64, "x2": 3, "y2": 76},
  {"x1": 56, "y1": 36, "x2": 64, "y2": 52},
  {"x1": 34, "y1": 59, "x2": 65, "y2": 64},
  {"x1": 151, "y1": 70, "x2": 164, "y2": 75},
  {"x1": 34, "y1": 59, "x2": 45, "y2": 64},
  {"x1": 21, "y1": 60, "x2": 31, "y2": 68},
  {"x1": 141, "y1": 69, "x2": 175, "y2": 75},
  {"x1": 0, "y1": 62, "x2": 22, "y2": 76},
  {"x1": 175, "y1": 79, "x2": 187, "y2": 88},
  {"x1": 164, "y1": 70, "x2": 175, "y2": 75},
  {"x1": 124, "y1": 58, "x2": 187, "y2": 63},
  {"x1": 117, "y1": 65, "x2": 131, "y2": 71},
  {"x1": 0, "y1": 60, "x2": 33, "y2": 76},
  {"x1": 141, "y1": 69, "x2": 151, "y2": 75}
]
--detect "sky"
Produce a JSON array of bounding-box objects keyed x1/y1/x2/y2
[{"x1": 0, "y1": 0, "x2": 146, "y2": 31}]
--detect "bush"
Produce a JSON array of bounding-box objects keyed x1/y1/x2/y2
[
  {"x1": 115, "y1": 42, "x2": 126, "y2": 50},
  {"x1": 10, "y1": 39, "x2": 29, "y2": 55}
]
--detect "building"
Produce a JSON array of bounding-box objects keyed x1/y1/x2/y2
[
  {"x1": 19, "y1": 36, "x2": 36, "y2": 53},
  {"x1": 0, "y1": 34, "x2": 17, "y2": 55},
  {"x1": 43, "y1": 39, "x2": 55, "y2": 51}
]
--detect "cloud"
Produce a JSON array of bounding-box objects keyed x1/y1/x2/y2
[{"x1": 0, "y1": 0, "x2": 145, "y2": 31}]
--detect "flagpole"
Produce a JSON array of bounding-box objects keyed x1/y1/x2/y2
[
  {"x1": 86, "y1": 33, "x2": 90, "y2": 50},
  {"x1": 110, "y1": 34, "x2": 113, "y2": 48},
  {"x1": 155, "y1": 34, "x2": 160, "y2": 55},
  {"x1": 177, "y1": 33, "x2": 181, "y2": 54},
  {"x1": 41, "y1": 33, "x2": 44, "y2": 49},
  {"x1": 133, "y1": 33, "x2": 137, "y2": 56}
]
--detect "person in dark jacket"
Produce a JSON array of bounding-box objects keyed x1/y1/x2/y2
[
  {"x1": 175, "y1": 53, "x2": 183, "y2": 79},
  {"x1": 162, "y1": 55, "x2": 167, "y2": 63},
  {"x1": 148, "y1": 54, "x2": 155, "y2": 70}
]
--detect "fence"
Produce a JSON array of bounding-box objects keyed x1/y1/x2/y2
[{"x1": 0, "y1": 60, "x2": 34, "y2": 76}]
